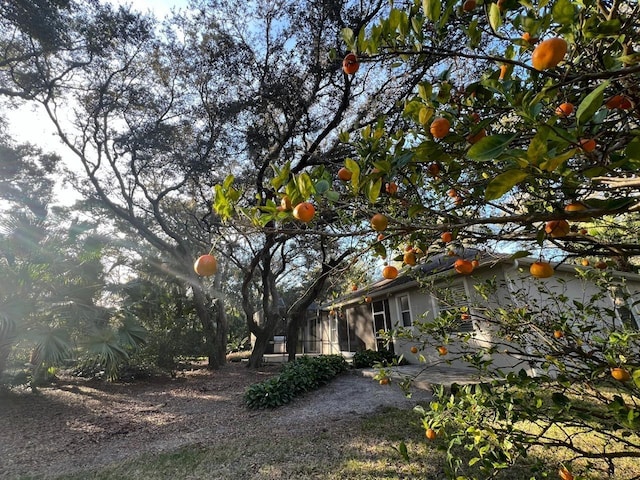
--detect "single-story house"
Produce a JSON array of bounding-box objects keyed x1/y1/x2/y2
[{"x1": 307, "y1": 249, "x2": 640, "y2": 373}]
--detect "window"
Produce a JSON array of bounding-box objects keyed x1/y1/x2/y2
[
  {"x1": 436, "y1": 282, "x2": 474, "y2": 333},
  {"x1": 371, "y1": 300, "x2": 394, "y2": 353},
  {"x1": 398, "y1": 295, "x2": 412, "y2": 327},
  {"x1": 610, "y1": 285, "x2": 639, "y2": 330}
]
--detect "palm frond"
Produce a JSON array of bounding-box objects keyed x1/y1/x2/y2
[
  {"x1": 30, "y1": 327, "x2": 73, "y2": 367},
  {"x1": 117, "y1": 315, "x2": 147, "y2": 349},
  {"x1": 84, "y1": 328, "x2": 129, "y2": 381}
]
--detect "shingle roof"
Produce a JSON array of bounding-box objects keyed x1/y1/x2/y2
[{"x1": 323, "y1": 248, "x2": 504, "y2": 309}]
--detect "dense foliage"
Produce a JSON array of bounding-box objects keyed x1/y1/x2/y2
[
  {"x1": 244, "y1": 355, "x2": 348, "y2": 409},
  {"x1": 216, "y1": 0, "x2": 640, "y2": 477}
]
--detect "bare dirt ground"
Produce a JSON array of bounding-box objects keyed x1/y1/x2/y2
[{"x1": 0, "y1": 362, "x2": 431, "y2": 479}]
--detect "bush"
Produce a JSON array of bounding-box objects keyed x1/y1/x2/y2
[
  {"x1": 353, "y1": 348, "x2": 404, "y2": 368},
  {"x1": 244, "y1": 355, "x2": 348, "y2": 409}
]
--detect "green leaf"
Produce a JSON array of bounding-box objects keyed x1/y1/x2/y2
[
  {"x1": 389, "y1": 8, "x2": 402, "y2": 31},
  {"x1": 296, "y1": 172, "x2": 314, "y2": 198},
  {"x1": 418, "y1": 82, "x2": 432, "y2": 101},
  {"x1": 222, "y1": 174, "x2": 235, "y2": 190},
  {"x1": 467, "y1": 134, "x2": 517, "y2": 162},
  {"x1": 397, "y1": 441, "x2": 410, "y2": 462},
  {"x1": 345, "y1": 158, "x2": 360, "y2": 193},
  {"x1": 422, "y1": 0, "x2": 441, "y2": 22},
  {"x1": 552, "y1": 0, "x2": 576, "y2": 25},
  {"x1": 510, "y1": 250, "x2": 531, "y2": 260},
  {"x1": 625, "y1": 136, "x2": 640, "y2": 161},
  {"x1": 324, "y1": 190, "x2": 340, "y2": 202},
  {"x1": 576, "y1": 81, "x2": 610, "y2": 125},
  {"x1": 489, "y1": 3, "x2": 502, "y2": 32},
  {"x1": 527, "y1": 129, "x2": 549, "y2": 164},
  {"x1": 341, "y1": 28, "x2": 355, "y2": 50},
  {"x1": 408, "y1": 204, "x2": 426, "y2": 217},
  {"x1": 552, "y1": 392, "x2": 570, "y2": 406},
  {"x1": 314, "y1": 179, "x2": 330, "y2": 194},
  {"x1": 540, "y1": 148, "x2": 576, "y2": 172},
  {"x1": 366, "y1": 178, "x2": 383, "y2": 203},
  {"x1": 596, "y1": 19, "x2": 621, "y2": 36},
  {"x1": 419, "y1": 107, "x2": 434, "y2": 125},
  {"x1": 485, "y1": 170, "x2": 528, "y2": 200},
  {"x1": 270, "y1": 163, "x2": 291, "y2": 190},
  {"x1": 633, "y1": 369, "x2": 640, "y2": 389}
]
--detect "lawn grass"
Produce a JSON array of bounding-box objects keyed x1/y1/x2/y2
[{"x1": 42, "y1": 406, "x2": 639, "y2": 480}]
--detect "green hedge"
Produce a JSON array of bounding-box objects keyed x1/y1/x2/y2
[
  {"x1": 244, "y1": 355, "x2": 348, "y2": 409},
  {"x1": 353, "y1": 348, "x2": 404, "y2": 368}
]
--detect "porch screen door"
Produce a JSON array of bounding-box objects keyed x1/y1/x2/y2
[{"x1": 372, "y1": 300, "x2": 394, "y2": 353}]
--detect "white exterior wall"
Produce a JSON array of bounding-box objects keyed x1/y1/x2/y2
[
  {"x1": 317, "y1": 259, "x2": 640, "y2": 372},
  {"x1": 392, "y1": 262, "x2": 640, "y2": 373}
]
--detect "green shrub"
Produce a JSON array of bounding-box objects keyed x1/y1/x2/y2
[
  {"x1": 244, "y1": 355, "x2": 348, "y2": 409},
  {"x1": 353, "y1": 348, "x2": 404, "y2": 368}
]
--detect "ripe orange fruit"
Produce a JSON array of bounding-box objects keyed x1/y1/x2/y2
[
  {"x1": 605, "y1": 95, "x2": 632, "y2": 110},
  {"x1": 438, "y1": 346, "x2": 448, "y2": 356},
  {"x1": 521, "y1": 32, "x2": 536, "y2": 44},
  {"x1": 342, "y1": 53, "x2": 359, "y2": 75},
  {"x1": 371, "y1": 213, "x2": 389, "y2": 231},
  {"x1": 531, "y1": 37, "x2": 567, "y2": 70},
  {"x1": 280, "y1": 195, "x2": 292, "y2": 211},
  {"x1": 581, "y1": 259, "x2": 589, "y2": 266},
  {"x1": 564, "y1": 202, "x2": 591, "y2": 221},
  {"x1": 579, "y1": 138, "x2": 596, "y2": 152},
  {"x1": 293, "y1": 202, "x2": 316, "y2": 222},
  {"x1": 564, "y1": 202, "x2": 587, "y2": 213},
  {"x1": 426, "y1": 428, "x2": 437, "y2": 440},
  {"x1": 499, "y1": 64, "x2": 508, "y2": 80},
  {"x1": 555, "y1": 102, "x2": 574, "y2": 117},
  {"x1": 471, "y1": 259, "x2": 480, "y2": 268},
  {"x1": 461, "y1": 313, "x2": 471, "y2": 321},
  {"x1": 427, "y1": 162, "x2": 441, "y2": 177},
  {"x1": 467, "y1": 128, "x2": 486, "y2": 144},
  {"x1": 530, "y1": 261, "x2": 554, "y2": 278},
  {"x1": 382, "y1": 265, "x2": 398, "y2": 279},
  {"x1": 379, "y1": 377, "x2": 390, "y2": 385},
  {"x1": 447, "y1": 188, "x2": 458, "y2": 198},
  {"x1": 441, "y1": 231, "x2": 453, "y2": 243},
  {"x1": 553, "y1": 330, "x2": 564, "y2": 339},
  {"x1": 410, "y1": 346, "x2": 419, "y2": 354},
  {"x1": 385, "y1": 182, "x2": 398, "y2": 195},
  {"x1": 454, "y1": 259, "x2": 474, "y2": 275},
  {"x1": 194, "y1": 254, "x2": 218, "y2": 276},
  {"x1": 545, "y1": 219, "x2": 570, "y2": 237},
  {"x1": 453, "y1": 196, "x2": 464, "y2": 206},
  {"x1": 558, "y1": 466, "x2": 574, "y2": 480},
  {"x1": 462, "y1": 0, "x2": 476, "y2": 12},
  {"x1": 430, "y1": 117, "x2": 451, "y2": 139},
  {"x1": 403, "y1": 250, "x2": 417, "y2": 266},
  {"x1": 337, "y1": 167, "x2": 352, "y2": 181},
  {"x1": 611, "y1": 367, "x2": 631, "y2": 382},
  {"x1": 365, "y1": 296, "x2": 373, "y2": 303}
]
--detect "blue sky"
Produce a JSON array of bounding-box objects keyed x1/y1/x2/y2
[{"x1": 104, "y1": 0, "x2": 191, "y2": 17}]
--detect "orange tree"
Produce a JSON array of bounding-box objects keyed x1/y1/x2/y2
[
  {"x1": 215, "y1": 0, "x2": 640, "y2": 477},
  {"x1": 346, "y1": 1, "x2": 640, "y2": 478}
]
